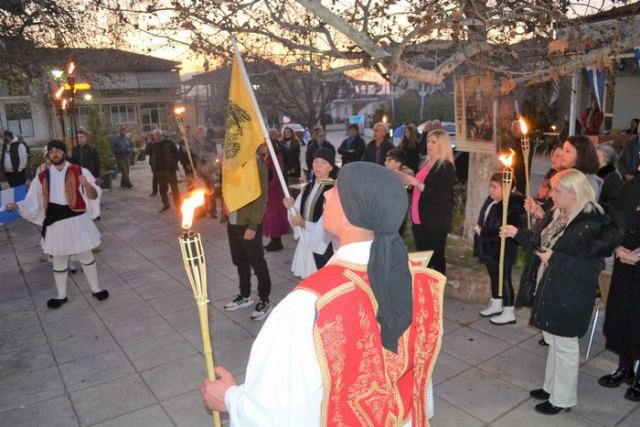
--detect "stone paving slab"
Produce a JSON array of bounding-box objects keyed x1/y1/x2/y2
[{"x1": 1, "y1": 163, "x2": 638, "y2": 426}]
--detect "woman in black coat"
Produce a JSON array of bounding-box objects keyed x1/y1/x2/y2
[
  {"x1": 398, "y1": 129, "x2": 455, "y2": 274},
  {"x1": 281, "y1": 127, "x2": 301, "y2": 180},
  {"x1": 599, "y1": 173, "x2": 640, "y2": 401},
  {"x1": 502, "y1": 168, "x2": 621, "y2": 415},
  {"x1": 596, "y1": 143, "x2": 624, "y2": 214}
]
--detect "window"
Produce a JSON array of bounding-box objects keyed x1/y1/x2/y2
[
  {"x1": 5, "y1": 103, "x2": 34, "y2": 137},
  {"x1": 110, "y1": 104, "x2": 135, "y2": 124},
  {"x1": 76, "y1": 107, "x2": 91, "y2": 130},
  {"x1": 141, "y1": 103, "x2": 168, "y2": 132}
]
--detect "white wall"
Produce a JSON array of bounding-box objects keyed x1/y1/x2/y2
[{"x1": 612, "y1": 74, "x2": 640, "y2": 131}]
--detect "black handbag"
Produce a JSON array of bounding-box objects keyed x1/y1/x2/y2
[{"x1": 516, "y1": 246, "x2": 539, "y2": 308}]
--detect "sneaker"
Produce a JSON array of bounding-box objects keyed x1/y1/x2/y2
[
  {"x1": 251, "y1": 300, "x2": 271, "y2": 321},
  {"x1": 224, "y1": 295, "x2": 254, "y2": 311}
]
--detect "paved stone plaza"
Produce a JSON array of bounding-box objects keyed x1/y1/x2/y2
[{"x1": 1, "y1": 163, "x2": 638, "y2": 426}]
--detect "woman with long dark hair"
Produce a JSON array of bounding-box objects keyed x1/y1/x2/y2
[
  {"x1": 281, "y1": 127, "x2": 301, "y2": 180},
  {"x1": 398, "y1": 126, "x2": 421, "y2": 173},
  {"x1": 398, "y1": 129, "x2": 455, "y2": 274}
]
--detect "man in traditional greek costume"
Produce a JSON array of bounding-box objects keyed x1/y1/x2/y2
[
  {"x1": 6, "y1": 140, "x2": 108, "y2": 309},
  {"x1": 202, "y1": 162, "x2": 445, "y2": 426}
]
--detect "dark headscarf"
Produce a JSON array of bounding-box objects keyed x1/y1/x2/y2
[{"x1": 337, "y1": 162, "x2": 412, "y2": 353}]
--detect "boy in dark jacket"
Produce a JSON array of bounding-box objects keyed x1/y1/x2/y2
[{"x1": 474, "y1": 172, "x2": 524, "y2": 325}]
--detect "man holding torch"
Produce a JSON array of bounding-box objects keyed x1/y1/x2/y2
[
  {"x1": 4, "y1": 140, "x2": 109, "y2": 309},
  {"x1": 201, "y1": 162, "x2": 445, "y2": 426}
]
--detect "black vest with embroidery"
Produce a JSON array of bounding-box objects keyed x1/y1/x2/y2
[{"x1": 299, "y1": 180, "x2": 334, "y2": 223}]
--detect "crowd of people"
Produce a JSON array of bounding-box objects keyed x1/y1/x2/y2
[{"x1": 2, "y1": 115, "x2": 639, "y2": 424}]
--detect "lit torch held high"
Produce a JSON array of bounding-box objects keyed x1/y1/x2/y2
[
  {"x1": 518, "y1": 116, "x2": 531, "y2": 229},
  {"x1": 178, "y1": 189, "x2": 222, "y2": 427},
  {"x1": 498, "y1": 150, "x2": 515, "y2": 297}
]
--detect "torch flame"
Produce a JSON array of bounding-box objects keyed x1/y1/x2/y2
[
  {"x1": 498, "y1": 149, "x2": 516, "y2": 168},
  {"x1": 174, "y1": 105, "x2": 186, "y2": 115},
  {"x1": 61, "y1": 98, "x2": 68, "y2": 110},
  {"x1": 518, "y1": 116, "x2": 529, "y2": 136},
  {"x1": 181, "y1": 189, "x2": 207, "y2": 229},
  {"x1": 382, "y1": 115, "x2": 388, "y2": 124},
  {"x1": 67, "y1": 61, "x2": 75, "y2": 75},
  {"x1": 54, "y1": 86, "x2": 65, "y2": 99}
]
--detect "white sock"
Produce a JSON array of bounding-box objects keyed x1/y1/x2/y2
[
  {"x1": 77, "y1": 250, "x2": 101, "y2": 293},
  {"x1": 52, "y1": 255, "x2": 69, "y2": 299}
]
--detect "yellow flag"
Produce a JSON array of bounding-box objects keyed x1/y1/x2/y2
[{"x1": 222, "y1": 50, "x2": 264, "y2": 213}]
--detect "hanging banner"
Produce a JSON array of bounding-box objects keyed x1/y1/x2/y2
[
  {"x1": 586, "y1": 66, "x2": 605, "y2": 111},
  {"x1": 634, "y1": 46, "x2": 640, "y2": 67}
]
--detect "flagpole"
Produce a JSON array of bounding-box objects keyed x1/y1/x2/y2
[{"x1": 231, "y1": 38, "x2": 301, "y2": 237}]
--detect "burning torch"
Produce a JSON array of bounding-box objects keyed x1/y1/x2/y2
[
  {"x1": 498, "y1": 150, "x2": 515, "y2": 297},
  {"x1": 519, "y1": 116, "x2": 531, "y2": 229},
  {"x1": 178, "y1": 189, "x2": 222, "y2": 427}
]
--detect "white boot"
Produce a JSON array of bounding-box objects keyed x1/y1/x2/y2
[
  {"x1": 480, "y1": 298, "x2": 503, "y2": 317},
  {"x1": 490, "y1": 306, "x2": 516, "y2": 325}
]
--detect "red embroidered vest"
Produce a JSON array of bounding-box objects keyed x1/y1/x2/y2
[
  {"x1": 38, "y1": 163, "x2": 86, "y2": 212},
  {"x1": 296, "y1": 262, "x2": 445, "y2": 427}
]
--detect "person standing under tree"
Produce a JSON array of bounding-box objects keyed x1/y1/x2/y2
[
  {"x1": 151, "y1": 129, "x2": 182, "y2": 213},
  {"x1": 474, "y1": 172, "x2": 525, "y2": 325},
  {"x1": 111, "y1": 127, "x2": 133, "y2": 188},
  {"x1": 201, "y1": 162, "x2": 445, "y2": 426},
  {"x1": 70, "y1": 129, "x2": 100, "y2": 179},
  {"x1": 223, "y1": 149, "x2": 273, "y2": 321},
  {"x1": 1, "y1": 130, "x2": 29, "y2": 188},
  {"x1": 4, "y1": 140, "x2": 109, "y2": 309}
]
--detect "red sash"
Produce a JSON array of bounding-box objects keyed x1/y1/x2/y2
[
  {"x1": 38, "y1": 163, "x2": 86, "y2": 212},
  {"x1": 296, "y1": 261, "x2": 445, "y2": 426}
]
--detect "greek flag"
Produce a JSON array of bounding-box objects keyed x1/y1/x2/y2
[
  {"x1": 635, "y1": 46, "x2": 640, "y2": 67},
  {"x1": 586, "y1": 66, "x2": 605, "y2": 111},
  {"x1": 0, "y1": 184, "x2": 26, "y2": 225}
]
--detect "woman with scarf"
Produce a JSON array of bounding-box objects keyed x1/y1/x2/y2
[{"x1": 502, "y1": 169, "x2": 621, "y2": 415}]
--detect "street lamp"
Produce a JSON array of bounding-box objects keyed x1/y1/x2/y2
[
  {"x1": 51, "y1": 69, "x2": 64, "y2": 79},
  {"x1": 83, "y1": 93, "x2": 93, "y2": 101}
]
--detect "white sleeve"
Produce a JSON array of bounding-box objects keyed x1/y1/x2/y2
[
  {"x1": 80, "y1": 167, "x2": 102, "y2": 219},
  {"x1": 16, "y1": 177, "x2": 44, "y2": 225},
  {"x1": 225, "y1": 290, "x2": 323, "y2": 427},
  {"x1": 305, "y1": 217, "x2": 332, "y2": 255},
  {"x1": 18, "y1": 144, "x2": 28, "y2": 171}
]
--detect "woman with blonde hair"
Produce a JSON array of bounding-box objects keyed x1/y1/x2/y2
[
  {"x1": 398, "y1": 129, "x2": 455, "y2": 274},
  {"x1": 502, "y1": 168, "x2": 621, "y2": 415}
]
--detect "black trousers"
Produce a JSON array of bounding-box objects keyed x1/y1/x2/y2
[
  {"x1": 227, "y1": 223, "x2": 272, "y2": 301},
  {"x1": 412, "y1": 224, "x2": 448, "y2": 275},
  {"x1": 115, "y1": 158, "x2": 131, "y2": 187},
  {"x1": 151, "y1": 170, "x2": 158, "y2": 193},
  {"x1": 5, "y1": 171, "x2": 26, "y2": 188},
  {"x1": 157, "y1": 171, "x2": 180, "y2": 208},
  {"x1": 486, "y1": 263, "x2": 515, "y2": 306}
]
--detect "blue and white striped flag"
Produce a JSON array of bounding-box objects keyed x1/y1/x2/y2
[
  {"x1": 586, "y1": 66, "x2": 605, "y2": 111},
  {"x1": 635, "y1": 46, "x2": 640, "y2": 68},
  {"x1": 0, "y1": 184, "x2": 27, "y2": 225}
]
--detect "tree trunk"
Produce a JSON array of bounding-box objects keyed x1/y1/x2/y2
[{"x1": 463, "y1": 152, "x2": 497, "y2": 241}]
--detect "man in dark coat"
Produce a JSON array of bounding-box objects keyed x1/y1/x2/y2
[
  {"x1": 150, "y1": 129, "x2": 181, "y2": 212},
  {"x1": 337, "y1": 124, "x2": 365, "y2": 165},
  {"x1": 70, "y1": 130, "x2": 100, "y2": 179},
  {"x1": 600, "y1": 173, "x2": 640, "y2": 401},
  {"x1": 362, "y1": 122, "x2": 394, "y2": 166}
]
